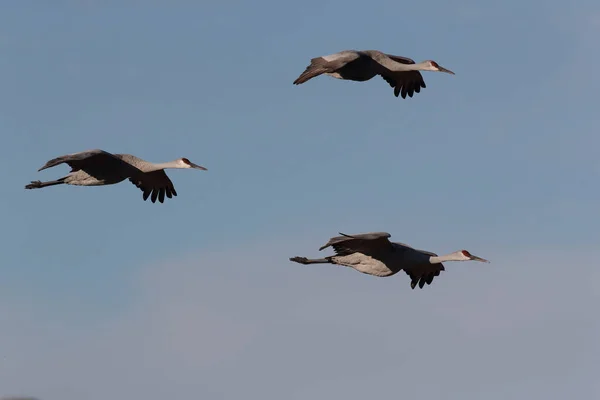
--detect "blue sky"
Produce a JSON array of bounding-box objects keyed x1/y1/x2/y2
[{"x1": 0, "y1": 1, "x2": 598, "y2": 399}]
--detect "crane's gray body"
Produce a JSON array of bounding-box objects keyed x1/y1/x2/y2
[
  {"x1": 291, "y1": 232, "x2": 445, "y2": 289},
  {"x1": 321, "y1": 50, "x2": 380, "y2": 82},
  {"x1": 57, "y1": 152, "x2": 169, "y2": 185},
  {"x1": 293, "y1": 50, "x2": 428, "y2": 99},
  {"x1": 58, "y1": 153, "x2": 143, "y2": 186}
]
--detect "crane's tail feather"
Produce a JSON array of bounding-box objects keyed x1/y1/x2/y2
[
  {"x1": 37, "y1": 156, "x2": 73, "y2": 172},
  {"x1": 318, "y1": 232, "x2": 356, "y2": 251},
  {"x1": 293, "y1": 63, "x2": 329, "y2": 85}
]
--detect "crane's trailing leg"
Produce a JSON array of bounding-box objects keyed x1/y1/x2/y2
[
  {"x1": 25, "y1": 178, "x2": 66, "y2": 190},
  {"x1": 290, "y1": 256, "x2": 330, "y2": 265}
]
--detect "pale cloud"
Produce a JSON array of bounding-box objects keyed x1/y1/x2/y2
[
  {"x1": 0, "y1": 242, "x2": 597, "y2": 400},
  {"x1": 430, "y1": 249, "x2": 599, "y2": 336}
]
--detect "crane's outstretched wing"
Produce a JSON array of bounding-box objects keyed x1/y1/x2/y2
[
  {"x1": 402, "y1": 248, "x2": 445, "y2": 289},
  {"x1": 384, "y1": 54, "x2": 416, "y2": 65},
  {"x1": 319, "y1": 232, "x2": 394, "y2": 256},
  {"x1": 293, "y1": 51, "x2": 361, "y2": 85},
  {"x1": 404, "y1": 264, "x2": 445, "y2": 289},
  {"x1": 377, "y1": 53, "x2": 426, "y2": 99},
  {"x1": 128, "y1": 170, "x2": 177, "y2": 204},
  {"x1": 37, "y1": 149, "x2": 134, "y2": 173}
]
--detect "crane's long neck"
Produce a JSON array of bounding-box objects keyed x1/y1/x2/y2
[
  {"x1": 145, "y1": 160, "x2": 182, "y2": 172},
  {"x1": 370, "y1": 53, "x2": 425, "y2": 72},
  {"x1": 429, "y1": 252, "x2": 463, "y2": 264}
]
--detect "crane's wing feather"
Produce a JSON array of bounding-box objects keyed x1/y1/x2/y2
[
  {"x1": 404, "y1": 264, "x2": 445, "y2": 289},
  {"x1": 293, "y1": 51, "x2": 361, "y2": 85},
  {"x1": 128, "y1": 170, "x2": 177, "y2": 204},
  {"x1": 403, "y1": 248, "x2": 445, "y2": 289},
  {"x1": 37, "y1": 149, "x2": 131, "y2": 172},
  {"x1": 320, "y1": 50, "x2": 361, "y2": 64},
  {"x1": 319, "y1": 232, "x2": 394, "y2": 256},
  {"x1": 370, "y1": 53, "x2": 424, "y2": 99},
  {"x1": 412, "y1": 248, "x2": 438, "y2": 257},
  {"x1": 383, "y1": 53, "x2": 416, "y2": 65},
  {"x1": 378, "y1": 70, "x2": 426, "y2": 99},
  {"x1": 361, "y1": 50, "x2": 415, "y2": 66}
]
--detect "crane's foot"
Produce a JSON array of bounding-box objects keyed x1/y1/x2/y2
[
  {"x1": 25, "y1": 180, "x2": 43, "y2": 189},
  {"x1": 290, "y1": 256, "x2": 310, "y2": 264}
]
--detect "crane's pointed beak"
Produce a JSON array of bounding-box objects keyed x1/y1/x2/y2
[
  {"x1": 470, "y1": 255, "x2": 489, "y2": 263},
  {"x1": 437, "y1": 65, "x2": 455, "y2": 75},
  {"x1": 190, "y1": 162, "x2": 207, "y2": 170}
]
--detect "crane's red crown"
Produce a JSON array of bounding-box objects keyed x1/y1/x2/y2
[
  {"x1": 461, "y1": 250, "x2": 471, "y2": 257},
  {"x1": 430, "y1": 61, "x2": 440, "y2": 68},
  {"x1": 181, "y1": 157, "x2": 191, "y2": 165}
]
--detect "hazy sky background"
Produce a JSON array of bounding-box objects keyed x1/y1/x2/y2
[{"x1": 0, "y1": 1, "x2": 598, "y2": 399}]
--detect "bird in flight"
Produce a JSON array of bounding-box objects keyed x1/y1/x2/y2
[
  {"x1": 25, "y1": 149, "x2": 207, "y2": 203},
  {"x1": 293, "y1": 49, "x2": 454, "y2": 99},
  {"x1": 290, "y1": 232, "x2": 488, "y2": 289}
]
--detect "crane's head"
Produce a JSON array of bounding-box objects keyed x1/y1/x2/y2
[
  {"x1": 457, "y1": 250, "x2": 489, "y2": 263},
  {"x1": 178, "y1": 157, "x2": 208, "y2": 170},
  {"x1": 424, "y1": 60, "x2": 455, "y2": 75}
]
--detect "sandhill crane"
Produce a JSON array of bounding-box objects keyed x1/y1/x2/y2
[
  {"x1": 293, "y1": 50, "x2": 454, "y2": 99},
  {"x1": 290, "y1": 232, "x2": 488, "y2": 289},
  {"x1": 25, "y1": 149, "x2": 207, "y2": 203}
]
